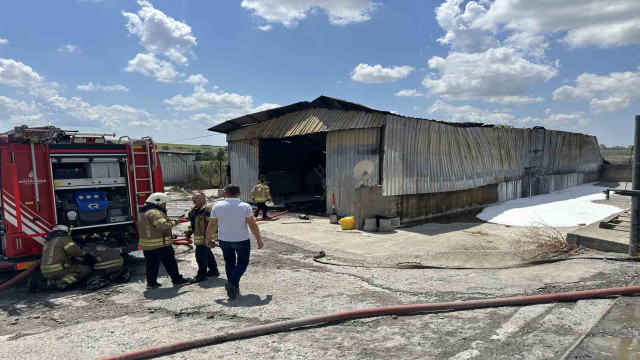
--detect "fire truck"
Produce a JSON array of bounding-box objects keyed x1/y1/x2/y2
[{"x1": 0, "y1": 126, "x2": 164, "y2": 272}]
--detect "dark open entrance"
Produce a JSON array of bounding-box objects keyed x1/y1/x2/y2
[{"x1": 259, "y1": 133, "x2": 326, "y2": 212}]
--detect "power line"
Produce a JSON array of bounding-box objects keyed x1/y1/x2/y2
[{"x1": 161, "y1": 133, "x2": 224, "y2": 143}]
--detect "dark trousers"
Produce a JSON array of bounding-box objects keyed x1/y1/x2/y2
[
  {"x1": 218, "y1": 240, "x2": 250, "y2": 286},
  {"x1": 254, "y1": 202, "x2": 269, "y2": 218},
  {"x1": 143, "y1": 246, "x2": 182, "y2": 284},
  {"x1": 195, "y1": 245, "x2": 218, "y2": 276}
]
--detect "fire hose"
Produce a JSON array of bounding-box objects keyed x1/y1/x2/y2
[
  {"x1": 0, "y1": 260, "x2": 41, "y2": 292},
  {"x1": 312, "y1": 251, "x2": 640, "y2": 269},
  {"x1": 256, "y1": 205, "x2": 298, "y2": 222},
  {"x1": 98, "y1": 284, "x2": 640, "y2": 360}
]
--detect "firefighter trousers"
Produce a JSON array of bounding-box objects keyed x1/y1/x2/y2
[
  {"x1": 195, "y1": 245, "x2": 218, "y2": 276},
  {"x1": 254, "y1": 202, "x2": 269, "y2": 218},
  {"x1": 143, "y1": 246, "x2": 183, "y2": 285},
  {"x1": 43, "y1": 264, "x2": 92, "y2": 285}
]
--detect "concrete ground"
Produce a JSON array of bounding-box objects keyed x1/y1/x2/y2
[{"x1": 1, "y1": 182, "x2": 638, "y2": 359}]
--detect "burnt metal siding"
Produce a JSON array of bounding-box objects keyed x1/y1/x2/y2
[
  {"x1": 326, "y1": 128, "x2": 380, "y2": 215},
  {"x1": 228, "y1": 140, "x2": 259, "y2": 203},
  {"x1": 227, "y1": 108, "x2": 385, "y2": 141},
  {"x1": 159, "y1": 152, "x2": 198, "y2": 184},
  {"x1": 383, "y1": 115, "x2": 602, "y2": 196}
]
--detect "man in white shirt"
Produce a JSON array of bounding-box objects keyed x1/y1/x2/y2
[{"x1": 205, "y1": 184, "x2": 263, "y2": 299}]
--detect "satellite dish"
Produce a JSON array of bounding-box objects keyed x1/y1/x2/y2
[{"x1": 353, "y1": 160, "x2": 375, "y2": 184}]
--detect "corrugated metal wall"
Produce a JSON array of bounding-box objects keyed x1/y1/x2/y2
[
  {"x1": 326, "y1": 128, "x2": 380, "y2": 215},
  {"x1": 383, "y1": 115, "x2": 602, "y2": 196},
  {"x1": 228, "y1": 140, "x2": 259, "y2": 202},
  {"x1": 227, "y1": 108, "x2": 385, "y2": 141},
  {"x1": 159, "y1": 152, "x2": 198, "y2": 184}
]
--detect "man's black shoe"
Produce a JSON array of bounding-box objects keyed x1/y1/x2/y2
[
  {"x1": 173, "y1": 277, "x2": 193, "y2": 287},
  {"x1": 207, "y1": 269, "x2": 220, "y2": 278},
  {"x1": 146, "y1": 282, "x2": 162, "y2": 289},
  {"x1": 193, "y1": 274, "x2": 208, "y2": 283},
  {"x1": 225, "y1": 282, "x2": 237, "y2": 299}
]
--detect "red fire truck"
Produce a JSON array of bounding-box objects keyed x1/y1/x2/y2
[{"x1": 0, "y1": 126, "x2": 164, "y2": 271}]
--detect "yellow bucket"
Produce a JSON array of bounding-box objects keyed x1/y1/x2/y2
[{"x1": 340, "y1": 216, "x2": 355, "y2": 230}]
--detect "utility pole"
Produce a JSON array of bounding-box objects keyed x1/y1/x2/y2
[{"x1": 630, "y1": 115, "x2": 640, "y2": 256}]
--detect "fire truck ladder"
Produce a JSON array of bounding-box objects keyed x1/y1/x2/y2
[{"x1": 120, "y1": 136, "x2": 158, "y2": 214}]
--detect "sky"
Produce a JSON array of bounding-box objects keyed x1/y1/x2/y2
[{"x1": 0, "y1": 0, "x2": 639, "y2": 147}]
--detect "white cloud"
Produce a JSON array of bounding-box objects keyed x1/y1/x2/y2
[
  {"x1": 190, "y1": 113, "x2": 218, "y2": 123},
  {"x1": 0, "y1": 39, "x2": 8, "y2": 45},
  {"x1": 519, "y1": 112, "x2": 591, "y2": 128},
  {"x1": 474, "y1": 0, "x2": 640, "y2": 48},
  {"x1": 350, "y1": 63, "x2": 414, "y2": 83},
  {"x1": 122, "y1": 0, "x2": 197, "y2": 65},
  {"x1": 553, "y1": 71, "x2": 640, "y2": 113},
  {"x1": 395, "y1": 89, "x2": 427, "y2": 97},
  {"x1": 184, "y1": 74, "x2": 209, "y2": 84},
  {"x1": 428, "y1": 99, "x2": 515, "y2": 125},
  {"x1": 29, "y1": 82, "x2": 61, "y2": 99},
  {"x1": 484, "y1": 95, "x2": 545, "y2": 105},
  {"x1": 48, "y1": 95, "x2": 153, "y2": 128},
  {"x1": 163, "y1": 85, "x2": 254, "y2": 111},
  {"x1": 57, "y1": 44, "x2": 81, "y2": 53},
  {"x1": 240, "y1": 0, "x2": 378, "y2": 28},
  {"x1": 422, "y1": 47, "x2": 557, "y2": 103},
  {"x1": 258, "y1": 24, "x2": 273, "y2": 31},
  {"x1": 0, "y1": 58, "x2": 43, "y2": 87},
  {"x1": 435, "y1": 0, "x2": 499, "y2": 53},
  {"x1": 0, "y1": 96, "x2": 45, "y2": 125},
  {"x1": 77, "y1": 82, "x2": 130, "y2": 92},
  {"x1": 125, "y1": 53, "x2": 181, "y2": 82}
]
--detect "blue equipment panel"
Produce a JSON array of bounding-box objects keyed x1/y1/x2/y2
[{"x1": 75, "y1": 190, "x2": 108, "y2": 212}]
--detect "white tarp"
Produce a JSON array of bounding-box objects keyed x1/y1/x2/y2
[{"x1": 477, "y1": 184, "x2": 623, "y2": 227}]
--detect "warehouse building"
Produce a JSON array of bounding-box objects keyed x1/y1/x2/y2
[
  {"x1": 209, "y1": 96, "x2": 602, "y2": 225},
  {"x1": 158, "y1": 150, "x2": 199, "y2": 184}
]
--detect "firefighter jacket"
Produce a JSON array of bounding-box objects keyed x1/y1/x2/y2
[
  {"x1": 187, "y1": 203, "x2": 213, "y2": 246},
  {"x1": 84, "y1": 243, "x2": 124, "y2": 275},
  {"x1": 251, "y1": 183, "x2": 271, "y2": 203},
  {"x1": 40, "y1": 235, "x2": 87, "y2": 277},
  {"x1": 137, "y1": 204, "x2": 178, "y2": 251}
]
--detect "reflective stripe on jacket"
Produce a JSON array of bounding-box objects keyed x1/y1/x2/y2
[
  {"x1": 188, "y1": 204, "x2": 212, "y2": 246},
  {"x1": 40, "y1": 236, "x2": 86, "y2": 276},
  {"x1": 137, "y1": 208, "x2": 177, "y2": 250}
]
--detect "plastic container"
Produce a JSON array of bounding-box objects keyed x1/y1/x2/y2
[
  {"x1": 340, "y1": 216, "x2": 355, "y2": 230},
  {"x1": 378, "y1": 218, "x2": 393, "y2": 232},
  {"x1": 363, "y1": 218, "x2": 377, "y2": 232}
]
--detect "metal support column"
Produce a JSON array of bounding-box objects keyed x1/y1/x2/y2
[{"x1": 631, "y1": 115, "x2": 640, "y2": 256}]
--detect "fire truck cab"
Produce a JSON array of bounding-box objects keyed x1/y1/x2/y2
[{"x1": 0, "y1": 126, "x2": 164, "y2": 271}]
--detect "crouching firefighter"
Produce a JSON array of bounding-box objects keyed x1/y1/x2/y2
[
  {"x1": 185, "y1": 191, "x2": 219, "y2": 282},
  {"x1": 82, "y1": 243, "x2": 132, "y2": 291},
  {"x1": 138, "y1": 192, "x2": 192, "y2": 289},
  {"x1": 40, "y1": 225, "x2": 91, "y2": 290}
]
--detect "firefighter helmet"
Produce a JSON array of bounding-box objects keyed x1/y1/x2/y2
[
  {"x1": 146, "y1": 192, "x2": 170, "y2": 205},
  {"x1": 52, "y1": 225, "x2": 70, "y2": 234}
]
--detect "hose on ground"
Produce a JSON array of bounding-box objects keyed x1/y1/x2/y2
[
  {"x1": 98, "y1": 284, "x2": 640, "y2": 360},
  {"x1": 256, "y1": 205, "x2": 298, "y2": 222},
  {"x1": 0, "y1": 259, "x2": 41, "y2": 292},
  {"x1": 312, "y1": 251, "x2": 640, "y2": 270}
]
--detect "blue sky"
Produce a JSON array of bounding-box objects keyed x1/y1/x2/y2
[{"x1": 0, "y1": 0, "x2": 638, "y2": 146}]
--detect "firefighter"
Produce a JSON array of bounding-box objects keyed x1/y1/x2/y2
[
  {"x1": 82, "y1": 243, "x2": 132, "y2": 291},
  {"x1": 40, "y1": 225, "x2": 91, "y2": 290},
  {"x1": 185, "y1": 191, "x2": 220, "y2": 282},
  {"x1": 251, "y1": 175, "x2": 272, "y2": 219},
  {"x1": 138, "y1": 192, "x2": 192, "y2": 289}
]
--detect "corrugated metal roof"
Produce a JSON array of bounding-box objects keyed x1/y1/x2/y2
[
  {"x1": 211, "y1": 96, "x2": 400, "y2": 135},
  {"x1": 226, "y1": 108, "x2": 386, "y2": 141}
]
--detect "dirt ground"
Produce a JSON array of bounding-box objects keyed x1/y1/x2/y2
[{"x1": 1, "y1": 185, "x2": 638, "y2": 359}]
